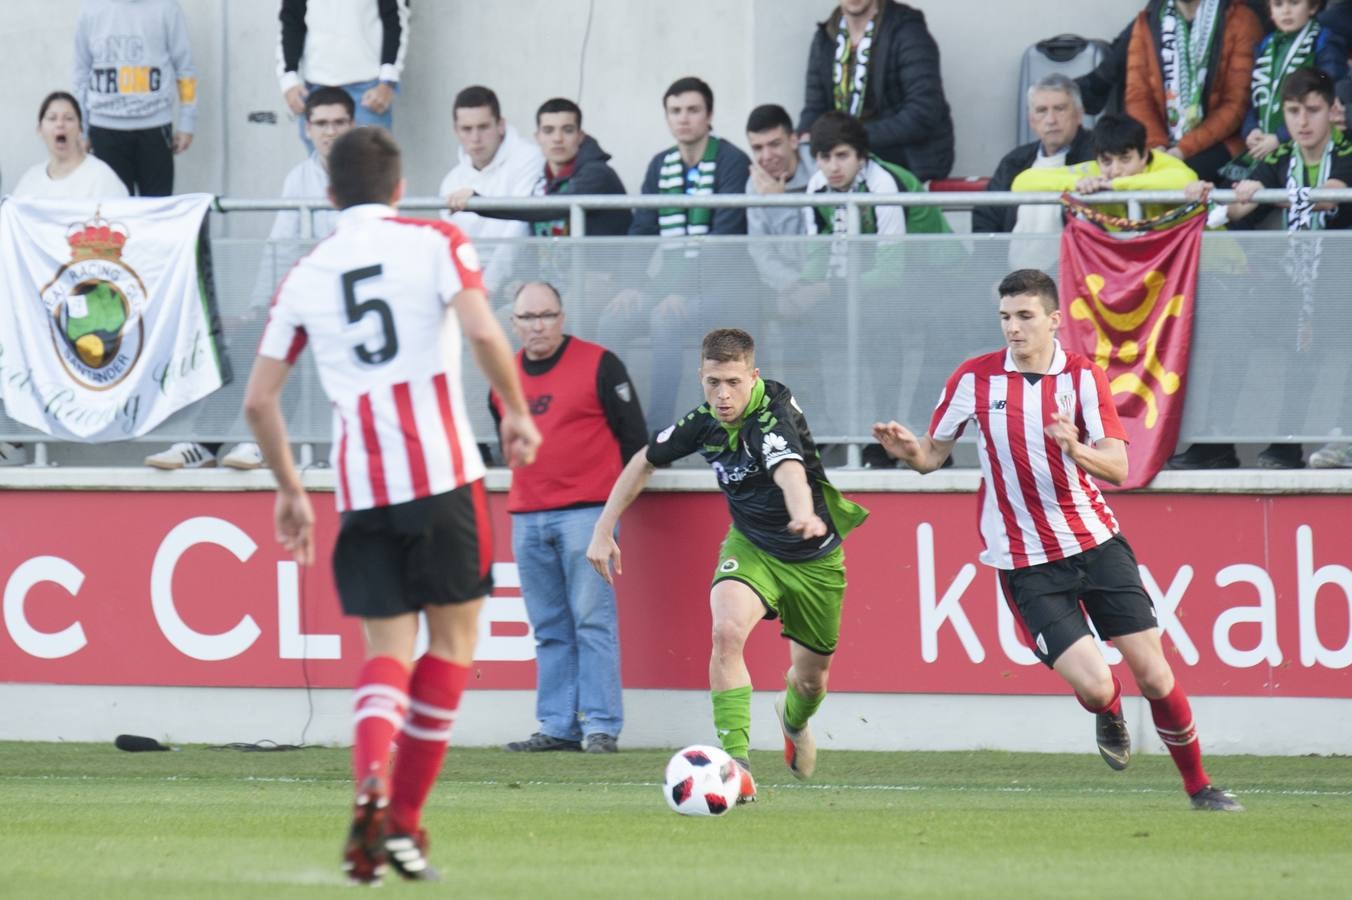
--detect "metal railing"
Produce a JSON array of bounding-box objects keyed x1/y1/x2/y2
[{"x1": 5, "y1": 190, "x2": 1351, "y2": 466}]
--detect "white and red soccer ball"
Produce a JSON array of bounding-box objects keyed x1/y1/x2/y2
[{"x1": 663, "y1": 745, "x2": 740, "y2": 816}]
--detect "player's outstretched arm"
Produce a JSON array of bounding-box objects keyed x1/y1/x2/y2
[
  {"x1": 1045, "y1": 414, "x2": 1129, "y2": 486},
  {"x1": 586, "y1": 449, "x2": 656, "y2": 585},
  {"x1": 771, "y1": 460, "x2": 827, "y2": 538},
  {"x1": 243, "y1": 356, "x2": 315, "y2": 565},
  {"x1": 871, "y1": 421, "x2": 954, "y2": 473},
  {"x1": 453, "y1": 286, "x2": 541, "y2": 467}
]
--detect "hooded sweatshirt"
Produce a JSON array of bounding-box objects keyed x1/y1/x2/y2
[
  {"x1": 73, "y1": 0, "x2": 198, "y2": 134},
  {"x1": 475, "y1": 135, "x2": 631, "y2": 236}
]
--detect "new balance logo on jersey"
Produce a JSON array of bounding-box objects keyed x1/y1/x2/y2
[
  {"x1": 529, "y1": 394, "x2": 552, "y2": 415},
  {"x1": 991, "y1": 400, "x2": 1007, "y2": 410}
]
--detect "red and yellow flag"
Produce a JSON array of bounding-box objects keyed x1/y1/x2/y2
[{"x1": 1057, "y1": 213, "x2": 1205, "y2": 489}]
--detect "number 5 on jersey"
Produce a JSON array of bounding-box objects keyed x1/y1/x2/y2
[{"x1": 342, "y1": 264, "x2": 399, "y2": 365}]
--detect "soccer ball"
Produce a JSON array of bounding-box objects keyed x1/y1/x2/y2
[{"x1": 663, "y1": 745, "x2": 740, "y2": 817}]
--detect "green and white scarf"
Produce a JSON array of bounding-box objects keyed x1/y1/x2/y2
[
  {"x1": 1251, "y1": 21, "x2": 1321, "y2": 135},
  {"x1": 657, "y1": 137, "x2": 719, "y2": 236},
  {"x1": 832, "y1": 11, "x2": 876, "y2": 117},
  {"x1": 1159, "y1": 0, "x2": 1222, "y2": 143},
  {"x1": 814, "y1": 170, "x2": 879, "y2": 237},
  {"x1": 1282, "y1": 138, "x2": 1334, "y2": 352}
]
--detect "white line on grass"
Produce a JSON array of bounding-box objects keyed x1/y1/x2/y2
[{"x1": 3, "y1": 773, "x2": 1350, "y2": 798}]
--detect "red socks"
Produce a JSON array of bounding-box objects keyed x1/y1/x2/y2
[
  {"x1": 1150, "y1": 683, "x2": 1210, "y2": 795},
  {"x1": 352, "y1": 656, "x2": 411, "y2": 784},
  {"x1": 388, "y1": 654, "x2": 471, "y2": 834},
  {"x1": 1076, "y1": 675, "x2": 1122, "y2": 716}
]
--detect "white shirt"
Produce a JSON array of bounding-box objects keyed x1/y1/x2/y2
[
  {"x1": 259, "y1": 204, "x2": 487, "y2": 511},
  {"x1": 269, "y1": 153, "x2": 337, "y2": 240},
  {"x1": 12, "y1": 156, "x2": 129, "y2": 199},
  {"x1": 276, "y1": 0, "x2": 410, "y2": 91},
  {"x1": 437, "y1": 125, "x2": 542, "y2": 291}
]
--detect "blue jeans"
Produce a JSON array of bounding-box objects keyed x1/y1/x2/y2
[
  {"x1": 512, "y1": 506, "x2": 623, "y2": 740},
  {"x1": 297, "y1": 79, "x2": 396, "y2": 152}
]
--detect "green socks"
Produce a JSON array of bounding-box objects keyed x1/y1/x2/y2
[
  {"x1": 711, "y1": 686, "x2": 752, "y2": 759},
  {"x1": 783, "y1": 679, "x2": 825, "y2": 731}
]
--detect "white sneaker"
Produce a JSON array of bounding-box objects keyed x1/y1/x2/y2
[
  {"x1": 1309, "y1": 443, "x2": 1352, "y2": 469},
  {"x1": 0, "y1": 441, "x2": 27, "y2": 467},
  {"x1": 221, "y1": 442, "x2": 265, "y2": 470},
  {"x1": 145, "y1": 442, "x2": 217, "y2": 470}
]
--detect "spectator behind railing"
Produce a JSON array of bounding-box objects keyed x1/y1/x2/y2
[
  {"x1": 1171, "y1": 66, "x2": 1352, "y2": 470},
  {"x1": 1241, "y1": 0, "x2": 1348, "y2": 165},
  {"x1": 1320, "y1": 0, "x2": 1352, "y2": 113},
  {"x1": 143, "y1": 87, "x2": 356, "y2": 472},
  {"x1": 4, "y1": 91, "x2": 130, "y2": 468},
  {"x1": 440, "y1": 85, "x2": 543, "y2": 295},
  {"x1": 978, "y1": 74, "x2": 1096, "y2": 237},
  {"x1": 1012, "y1": 113, "x2": 1200, "y2": 228},
  {"x1": 797, "y1": 0, "x2": 954, "y2": 182},
  {"x1": 472, "y1": 98, "x2": 631, "y2": 237},
  {"x1": 73, "y1": 0, "x2": 197, "y2": 197},
  {"x1": 13, "y1": 93, "x2": 128, "y2": 200},
  {"x1": 276, "y1": 0, "x2": 409, "y2": 151},
  {"x1": 1125, "y1": 0, "x2": 1263, "y2": 183},
  {"x1": 617, "y1": 76, "x2": 751, "y2": 427}
]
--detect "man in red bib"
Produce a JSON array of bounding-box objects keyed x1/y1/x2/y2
[{"x1": 490, "y1": 282, "x2": 648, "y2": 754}]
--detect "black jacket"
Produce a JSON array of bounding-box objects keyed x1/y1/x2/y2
[
  {"x1": 477, "y1": 135, "x2": 631, "y2": 236},
  {"x1": 974, "y1": 127, "x2": 1095, "y2": 234},
  {"x1": 798, "y1": 1, "x2": 954, "y2": 181}
]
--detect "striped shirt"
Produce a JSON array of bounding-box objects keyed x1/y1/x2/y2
[
  {"x1": 259, "y1": 204, "x2": 486, "y2": 512},
  {"x1": 929, "y1": 341, "x2": 1126, "y2": 570}
]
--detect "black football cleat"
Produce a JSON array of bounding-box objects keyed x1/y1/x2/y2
[
  {"x1": 385, "y1": 828, "x2": 442, "y2": 881},
  {"x1": 1095, "y1": 708, "x2": 1131, "y2": 771},
  {"x1": 1190, "y1": 785, "x2": 1245, "y2": 812}
]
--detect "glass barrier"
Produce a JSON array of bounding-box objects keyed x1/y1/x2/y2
[{"x1": 1, "y1": 231, "x2": 1349, "y2": 450}]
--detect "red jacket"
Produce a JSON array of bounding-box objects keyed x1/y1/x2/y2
[{"x1": 1125, "y1": 1, "x2": 1263, "y2": 159}]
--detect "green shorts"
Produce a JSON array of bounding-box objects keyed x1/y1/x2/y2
[{"x1": 712, "y1": 527, "x2": 846, "y2": 655}]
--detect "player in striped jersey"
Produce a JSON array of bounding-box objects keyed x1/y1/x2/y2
[
  {"x1": 244, "y1": 127, "x2": 541, "y2": 883},
  {"x1": 872, "y1": 269, "x2": 1242, "y2": 812}
]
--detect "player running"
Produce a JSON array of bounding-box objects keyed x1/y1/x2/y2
[
  {"x1": 872, "y1": 268, "x2": 1241, "y2": 812},
  {"x1": 244, "y1": 127, "x2": 541, "y2": 884},
  {"x1": 586, "y1": 328, "x2": 868, "y2": 800}
]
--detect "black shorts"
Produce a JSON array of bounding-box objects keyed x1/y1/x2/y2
[
  {"x1": 999, "y1": 534, "x2": 1156, "y2": 668},
  {"x1": 333, "y1": 481, "x2": 494, "y2": 619}
]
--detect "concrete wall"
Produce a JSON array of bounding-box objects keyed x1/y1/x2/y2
[{"x1": 3, "y1": 0, "x2": 1143, "y2": 236}]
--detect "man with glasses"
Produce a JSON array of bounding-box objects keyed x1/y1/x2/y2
[
  {"x1": 489, "y1": 282, "x2": 647, "y2": 754},
  {"x1": 144, "y1": 87, "x2": 355, "y2": 472}
]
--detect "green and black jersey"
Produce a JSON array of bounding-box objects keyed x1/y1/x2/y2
[{"x1": 646, "y1": 379, "x2": 867, "y2": 562}]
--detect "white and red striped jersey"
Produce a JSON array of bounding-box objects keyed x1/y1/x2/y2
[
  {"x1": 258, "y1": 204, "x2": 487, "y2": 512},
  {"x1": 928, "y1": 341, "x2": 1127, "y2": 570}
]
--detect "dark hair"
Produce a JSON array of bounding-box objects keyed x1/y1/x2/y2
[
  {"x1": 701, "y1": 328, "x2": 755, "y2": 365},
  {"x1": 536, "y1": 97, "x2": 582, "y2": 128},
  {"x1": 998, "y1": 269, "x2": 1059, "y2": 312},
  {"x1": 745, "y1": 103, "x2": 794, "y2": 135},
  {"x1": 327, "y1": 127, "x2": 402, "y2": 209},
  {"x1": 305, "y1": 86, "x2": 355, "y2": 120},
  {"x1": 454, "y1": 85, "x2": 501, "y2": 119},
  {"x1": 663, "y1": 77, "x2": 714, "y2": 115},
  {"x1": 1091, "y1": 113, "x2": 1147, "y2": 157},
  {"x1": 513, "y1": 280, "x2": 564, "y2": 308},
  {"x1": 38, "y1": 91, "x2": 82, "y2": 127},
  {"x1": 1281, "y1": 67, "x2": 1336, "y2": 105},
  {"x1": 1271, "y1": 0, "x2": 1328, "y2": 12},
  {"x1": 810, "y1": 110, "x2": 869, "y2": 158}
]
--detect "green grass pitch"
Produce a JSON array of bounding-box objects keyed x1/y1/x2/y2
[{"x1": 2, "y1": 742, "x2": 1349, "y2": 898}]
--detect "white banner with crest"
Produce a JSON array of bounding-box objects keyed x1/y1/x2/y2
[{"x1": 0, "y1": 194, "x2": 229, "y2": 441}]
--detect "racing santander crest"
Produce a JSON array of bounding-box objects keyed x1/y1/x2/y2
[{"x1": 41, "y1": 213, "x2": 147, "y2": 391}]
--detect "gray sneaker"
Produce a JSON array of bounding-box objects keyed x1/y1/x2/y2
[
  {"x1": 1190, "y1": 785, "x2": 1244, "y2": 812},
  {"x1": 584, "y1": 733, "x2": 618, "y2": 753},
  {"x1": 503, "y1": 732, "x2": 582, "y2": 752},
  {"x1": 1310, "y1": 443, "x2": 1352, "y2": 468}
]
